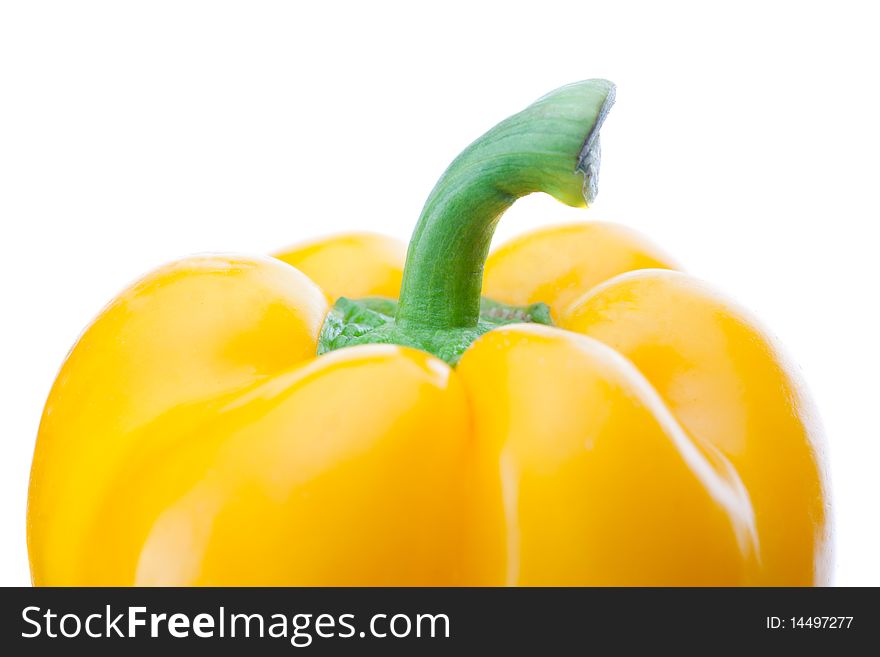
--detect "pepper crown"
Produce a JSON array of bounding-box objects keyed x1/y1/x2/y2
[{"x1": 318, "y1": 79, "x2": 616, "y2": 365}]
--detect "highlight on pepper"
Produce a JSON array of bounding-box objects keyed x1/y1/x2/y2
[{"x1": 27, "y1": 79, "x2": 831, "y2": 586}]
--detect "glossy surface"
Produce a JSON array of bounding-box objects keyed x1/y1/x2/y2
[
  {"x1": 28, "y1": 255, "x2": 330, "y2": 585},
  {"x1": 274, "y1": 232, "x2": 406, "y2": 301},
  {"x1": 483, "y1": 221, "x2": 678, "y2": 318},
  {"x1": 85, "y1": 346, "x2": 482, "y2": 585},
  {"x1": 457, "y1": 325, "x2": 758, "y2": 585},
  {"x1": 29, "y1": 226, "x2": 830, "y2": 586},
  {"x1": 562, "y1": 270, "x2": 830, "y2": 585}
]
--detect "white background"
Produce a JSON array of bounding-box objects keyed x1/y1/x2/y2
[{"x1": 1, "y1": 1, "x2": 878, "y2": 586}]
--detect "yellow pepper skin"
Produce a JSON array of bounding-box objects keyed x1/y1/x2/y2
[
  {"x1": 47, "y1": 343, "x2": 486, "y2": 586},
  {"x1": 457, "y1": 324, "x2": 758, "y2": 586},
  {"x1": 26, "y1": 253, "x2": 761, "y2": 586},
  {"x1": 560, "y1": 270, "x2": 831, "y2": 585},
  {"x1": 28, "y1": 79, "x2": 830, "y2": 586},
  {"x1": 274, "y1": 232, "x2": 406, "y2": 300},
  {"x1": 28, "y1": 255, "x2": 330, "y2": 584},
  {"x1": 483, "y1": 221, "x2": 678, "y2": 318}
]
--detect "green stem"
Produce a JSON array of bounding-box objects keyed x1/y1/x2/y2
[
  {"x1": 395, "y1": 79, "x2": 616, "y2": 330},
  {"x1": 317, "y1": 79, "x2": 616, "y2": 365}
]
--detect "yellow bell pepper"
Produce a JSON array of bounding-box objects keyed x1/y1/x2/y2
[{"x1": 28, "y1": 79, "x2": 830, "y2": 586}]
